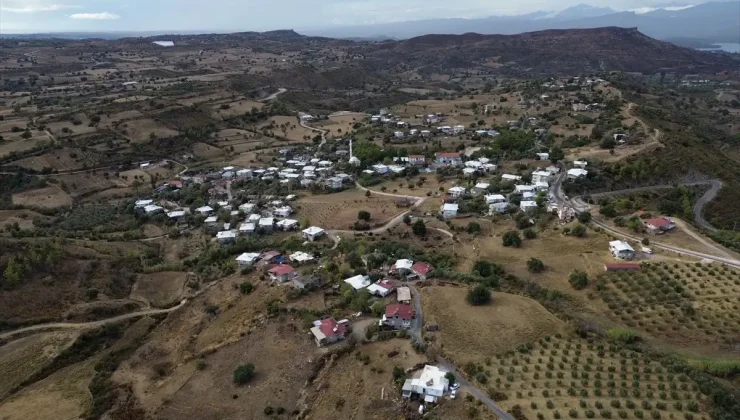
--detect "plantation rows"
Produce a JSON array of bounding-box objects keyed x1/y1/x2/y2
[
  {"x1": 596, "y1": 263, "x2": 740, "y2": 344},
  {"x1": 466, "y1": 335, "x2": 710, "y2": 420}
]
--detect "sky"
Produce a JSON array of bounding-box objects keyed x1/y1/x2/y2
[{"x1": 0, "y1": 0, "x2": 710, "y2": 34}]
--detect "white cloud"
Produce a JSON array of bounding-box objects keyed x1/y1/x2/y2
[
  {"x1": 69, "y1": 12, "x2": 120, "y2": 20},
  {"x1": 1, "y1": 3, "x2": 79, "y2": 13}
]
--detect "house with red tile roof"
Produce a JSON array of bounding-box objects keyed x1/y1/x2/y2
[
  {"x1": 310, "y1": 317, "x2": 347, "y2": 347},
  {"x1": 644, "y1": 217, "x2": 676, "y2": 234},
  {"x1": 268, "y1": 264, "x2": 295, "y2": 282},
  {"x1": 411, "y1": 262, "x2": 434, "y2": 280},
  {"x1": 435, "y1": 152, "x2": 463, "y2": 166},
  {"x1": 382, "y1": 303, "x2": 416, "y2": 330}
]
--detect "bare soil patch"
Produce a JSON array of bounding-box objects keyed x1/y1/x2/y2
[
  {"x1": 118, "y1": 118, "x2": 179, "y2": 143},
  {"x1": 131, "y1": 271, "x2": 187, "y2": 308},
  {"x1": 11, "y1": 184, "x2": 73, "y2": 209},
  {"x1": 297, "y1": 189, "x2": 400, "y2": 230}
]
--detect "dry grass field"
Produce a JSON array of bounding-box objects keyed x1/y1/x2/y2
[
  {"x1": 211, "y1": 100, "x2": 264, "y2": 118},
  {"x1": 56, "y1": 172, "x2": 128, "y2": 197},
  {"x1": 0, "y1": 209, "x2": 46, "y2": 230},
  {"x1": 473, "y1": 334, "x2": 712, "y2": 420},
  {"x1": 10, "y1": 149, "x2": 97, "y2": 171},
  {"x1": 192, "y1": 142, "x2": 225, "y2": 159},
  {"x1": 297, "y1": 189, "x2": 401, "y2": 230},
  {"x1": 595, "y1": 262, "x2": 740, "y2": 355},
  {"x1": 259, "y1": 116, "x2": 313, "y2": 142},
  {"x1": 0, "y1": 134, "x2": 52, "y2": 157},
  {"x1": 0, "y1": 331, "x2": 80, "y2": 400},
  {"x1": 11, "y1": 184, "x2": 73, "y2": 208},
  {"x1": 304, "y1": 339, "x2": 427, "y2": 420},
  {"x1": 421, "y1": 286, "x2": 567, "y2": 364},
  {"x1": 118, "y1": 118, "x2": 179, "y2": 143},
  {"x1": 131, "y1": 271, "x2": 187, "y2": 308}
]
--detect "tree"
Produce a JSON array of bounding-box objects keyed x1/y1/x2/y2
[
  {"x1": 371, "y1": 301, "x2": 385, "y2": 316},
  {"x1": 239, "y1": 281, "x2": 254, "y2": 294},
  {"x1": 523, "y1": 228, "x2": 537, "y2": 239},
  {"x1": 233, "y1": 363, "x2": 255, "y2": 385},
  {"x1": 472, "y1": 260, "x2": 495, "y2": 277},
  {"x1": 641, "y1": 237, "x2": 650, "y2": 245},
  {"x1": 365, "y1": 190, "x2": 371, "y2": 197},
  {"x1": 577, "y1": 211, "x2": 592, "y2": 223},
  {"x1": 2, "y1": 257, "x2": 21, "y2": 287},
  {"x1": 549, "y1": 147, "x2": 565, "y2": 163},
  {"x1": 467, "y1": 222, "x2": 481, "y2": 234},
  {"x1": 571, "y1": 224, "x2": 587, "y2": 237},
  {"x1": 402, "y1": 214, "x2": 411, "y2": 224},
  {"x1": 502, "y1": 231, "x2": 522, "y2": 247},
  {"x1": 467, "y1": 284, "x2": 492, "y2": 306},
  {"x1": 527, "y1": 258, "x2": 545, "y2": 273},
  {"x1": 445, "y1": 372, "x2": 457, "y2": 386},
  {"x1": 569, "y1": 271, "x2": 589, "y2": 290},
  {"x1": 412, "y1": 219, "x2": 426, "y2": 236},
  {"x1": 358, "y1": 210, "x2": 371, "y2": 221}
]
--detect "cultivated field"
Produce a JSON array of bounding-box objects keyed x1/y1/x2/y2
[
  {"x1": 421, "y1": 286, "x2": 567, "y2": 364},
  {"x1": 595, "y1": 262, "x2": 740, "y2": 354},
  {"x1": 475, "y1": 334, "x2": 712, "y2": 420},
  {"x1": 297, "y1": 188, "x2": 401, "y2": 230},
  {"x1": 11, "y1": 184, "x2": 73, "y2": 208}
]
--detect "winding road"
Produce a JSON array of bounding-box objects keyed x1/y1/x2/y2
[
  {"x1": 0, "y1": 299, "x2": 188, "y2": 340},
  {"x1": 551, "y1": 170, "x2": 740, "y2": 267}
]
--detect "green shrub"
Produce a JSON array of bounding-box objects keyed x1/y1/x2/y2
[
  {"x1": 609, "y1": 328, "x2": 640, "y2": 344},
  {"x1": 467, "y1": 284, "x2": 492, "y2": 306},
  {"x1": 527, "y1": 257, "x2": 545, "y2": 273},
  {"x1": 233, "y1": 363, "x2": 255, "y2": 385},
  {"x1": 503, "y1": 231, "x2": 522, "y2": 247},
  {"x1": 239, "y1": 281, "x2": 254, "y2": 294},
  {"x1": 569, "y1": 271, "x2": 589, "y2": 290}
]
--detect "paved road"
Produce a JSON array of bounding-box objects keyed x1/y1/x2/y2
[
  {"x1": 0, "y1": 299, "x2": 188, "y2": 340},
  {"x1": 552, "y1": 175, "x2": 740, "y2": 267},
  {"x1": 580, "y1": 180, "x2": 722, "y2": 232},
  {"x1": 437, "y1": 357, "x2": 515, "y2": 420}
]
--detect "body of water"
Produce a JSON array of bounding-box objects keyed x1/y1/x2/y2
[{"x1": 698, "y1": 43, "x2": 740, "y2": 53}]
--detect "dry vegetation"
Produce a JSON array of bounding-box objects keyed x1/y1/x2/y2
[{"x1": 297, "y1": 189, "x2": 401, "y2": 230}]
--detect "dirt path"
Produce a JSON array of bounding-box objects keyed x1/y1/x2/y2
[
  {"x1": 0, "y1": 299, "x2": 188, "y2": 340},
  {"x1": 260, "y1": 88, "x2": 287, "y2": 102}
]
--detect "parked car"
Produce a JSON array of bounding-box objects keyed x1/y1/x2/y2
[
  {"x1": 641, "y1": 246, "x2": 653, "y2": 254},
  {"x1": 450, "y1": 382, "x2": 460, "y2": 391},
  {"x1": 450, "y1": 390, "x2": 457, "y2": 399}
]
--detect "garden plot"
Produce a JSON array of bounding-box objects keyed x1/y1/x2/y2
[
  {"x1": 596, "y1": 262, "x2": 740, "y2": 351},
  {"x1": 471, "y1": 334, "x2": 712, "y2": 420}
]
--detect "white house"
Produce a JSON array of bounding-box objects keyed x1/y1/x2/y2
[
  {"x1": 472, "y1": 183, "x2": 490, "y2": 196},
  {"x1": 144, "y1": 204, "x2": 164, "y2": 215},
  {"x1": 235, "y1": 252, "x2": 260, "y2": 267},
  {"x1": 216, "y1": 230, "x2": 238, "y2": 244},
  {"x1": 247, "y1": 213, "x2": 261, "y2": 223},
  {"x1": 276, "y1": 218, "x2": 299, "y2": 231},
  {"x1": 520, "y1": 201, "x2": 538, "y2": 212},
  {"x1": 236, "y1": 169, "x2": 252, "y2": 178},
  {"x1": 135, "y1": 199, "x2": 153, "y2": 209},
  {"x1": 441, "y1": 203, "x2": 458, "y2": 219},
  {"x1": 326, "y1": 177, "x2": 344, "y2": 190},
  {"x1": 537, "y1": 152, "x2": 550, "y2": 161},
  {"x1": 344, "y1": 274, "x2": 371, "y2": 291},
  {"x1": 515, "y1": 185, "x2": 536, "y2": 194},
  {"x1": 167, "y1": 210, "x2": 186, "y2": 221},
  {"x1": 302, "y1": 226, "x2": 326, "y2": 241},
  {"x1": 394, "y1": 131, "x2": 405, "y2": 139},
  {"x1": 532, "y1": 170, "x2": 551, "y2": 184},
  {"x1": 567, "y1": 168, "x2": 589, "y2": 180},
  {"x1": 239, "y1": 203, "x2": 256, "y2": 213},
  {"x1": 238, "y1": 222, "x2": 256, "y2": 236},
  {"x1": 372, "y1": 164, "x2": 390, "y2": 174},
  {"x1": 573, "y1": 160, "x2": 588, "y2": 168},
  {"x1": 609, "y1": 240, "x2": 635, "y2": 260},
  {"x1": 485, "y1": 194, "x2": 506, "y2": 204},
  {"x1": 462, "y1": 167, "x2": 477, "y2": 177},
  {"x1": 501, "y1": 174, "x2": 522, "y2": 182},
  {"x1": 367, "y1": 280, "x2": 395, "y2": 297},
  {"x1": 483, "y1": 163, "x2": 498, "y2": 172},
  {"x1": 195, "y1": 205, "x2": 214, "y2": 215},
  {"x1": 489, "y1": 202, "x2": 509, "y2": 214},
  {"x1": 258, "y1": 217, "x2": 275, "y2": 232},
  {"x1": 453, "y1": 125, "x2": 465, "y2": 134},
  {"x1": 289, "y1": 251, "x2": 314, "y2": 264},
  {"x1": 535, "y1": 181, "x2": 549, "y2": 191},
  {"x1": 274, "y1": 206, "x2": 293, "y2": 218},
  {"x1": 401, "y1": 365, "x2": 450, "y2": 403},
  {"x1": 447, "y1": 186, "x2": 466, "y2": 198}
]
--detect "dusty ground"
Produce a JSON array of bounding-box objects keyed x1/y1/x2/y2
[
  {"x1": 192, "y1": 142, "x2": 225, "y2": 159},
  {"x1": 297, "y1": 188, "x2": 401, "y2": 230},
  {"x1": 304, "y1": 339, "x2": 427, "y2": 420},
  {"x1": 131, "y1": 271, "x2": 188, "y2": 308},
  {"x1": 0, "y1": 331, "x2": 80, "y2": 400},
  {"x1": 259, "y1": 116, "x2": 314, "y2": 142},
  {"x1": 118, "y1": 118, "x2": 179, "y2": 143},
  {"x1": 11, "y1": 184, "x2": 73, "y2": 209},
  {"x1": 421, "y1": 286, "x2": 567, "y2": 364},
  {"x1": 0, "y1": 209, "x2": 46, "y2": 230}
]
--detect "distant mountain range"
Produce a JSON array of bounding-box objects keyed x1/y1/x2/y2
[{"x1": 301, "y1": 1, "x2": 740, "y2": 43}]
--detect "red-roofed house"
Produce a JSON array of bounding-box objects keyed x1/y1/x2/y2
[
  {"x1": 168, "y1": 180, "x2": 183, "y2": 189},
  {"x1": 435, "y1": 152, "x2": 463, "y2": 166},
  {"x1": 382, "y1": 304, "x2": 416, "y2": 330},
  {"x1": 408, "y1": 155, "x2": 426, "y2": 165},
  {"x1": 644, "y1": 217, "x2": 676, "y2": 234},
  {"x1": 411, "y1": 262, "x2": 434, "y2": 280},
  {"x1": 310, "y1": 317, "x2": 347, "y2": 347},
  {"x1": 367, "y1": 280, "x2": 395, "y2": 297},
  {"x1": 268, "y1": 264, "x2": 296, "y2": 282}
]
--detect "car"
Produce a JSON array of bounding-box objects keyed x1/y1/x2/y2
[
  {"x1": 641, "y1": 246, "x2": 653, "y2": 254},
  {"x1": 450, "y1": 382, "x2": 460, "y2": 391},
  {"x1": 450, "y1": 390, "x2": 457, "y2": 399}
]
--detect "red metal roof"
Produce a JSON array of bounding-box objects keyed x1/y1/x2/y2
[
  {"x1": 411, "y1": 261, "x2": 434, "y2": 275},
  {"x1": 376, "y1": 280, "x2": 394, "y2": 290},
  {"x1": 319, "y1": 317, "x2": 346, "y2": 338},
  {"x1": 385, "y1": 303, "x2": 416, "y2": 320},
  {"x1": 269, "y1": 264, "x2": 294, "y2": 275},
  {"x1": 645, "y1": 217, "x2": 672, "y2": 227}
]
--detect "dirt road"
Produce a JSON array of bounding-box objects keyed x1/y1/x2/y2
[
  {"x1": 0, "y1": 299, "x2": 188, "y2": 340},
  {"x1": 437, "y1": 357, "x2": 515, "y2": 420}
]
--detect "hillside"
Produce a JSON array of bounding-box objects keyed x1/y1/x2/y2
[{"x1": 368, "y1": 27, "x2": 736, "y2": 75}]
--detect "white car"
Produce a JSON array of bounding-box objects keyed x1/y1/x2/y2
[
  {"x1": 450, "y1": 382, "x2": 460, "y2": 391},
  {"x1": 642, "y1": 246, "x2": 653, "y2": 254},
  {"x1": 450, "y1": 390, "x2": 457, "y2": 399}
]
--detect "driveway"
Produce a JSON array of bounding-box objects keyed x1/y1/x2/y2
[{"x1": 437, "y1": 357, "x2": 515, "y2": 420}]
